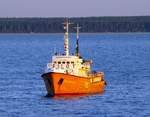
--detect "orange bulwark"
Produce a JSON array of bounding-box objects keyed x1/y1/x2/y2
[{"x1": 42, "y1": 72, "x2": 106, "y2": 96}]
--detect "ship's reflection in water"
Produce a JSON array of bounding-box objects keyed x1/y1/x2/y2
[{"x1": 45, "y1": 91, "x2": 105, "y2": 100}]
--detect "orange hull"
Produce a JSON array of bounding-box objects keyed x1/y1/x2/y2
[{"x1": 42, "y1": 72, "x2": 106, "y2": 96}]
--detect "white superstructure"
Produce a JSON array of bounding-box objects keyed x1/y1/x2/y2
[{"x1": 47, "y1": 55, "x2": 92, "y2": 77}]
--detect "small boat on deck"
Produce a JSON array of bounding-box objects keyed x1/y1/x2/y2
[{"x1": 41, "y1": 21, "x2": 106, "y2": 96}]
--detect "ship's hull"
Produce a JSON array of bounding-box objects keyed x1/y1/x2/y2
[{"x1": 41, "y1": 72, "x2": 106, "y2": 96}]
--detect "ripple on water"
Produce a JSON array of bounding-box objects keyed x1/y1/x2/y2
[{"x1": 0, "y1": 34, "x2": 150, "y2": 117}]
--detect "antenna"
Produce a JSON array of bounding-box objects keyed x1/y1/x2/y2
[{"x1": 74, "y1": 24, "x2": 81, "y2": 56}]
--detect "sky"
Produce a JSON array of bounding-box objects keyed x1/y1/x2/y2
[{"x1": 0, "y1": 0, "x2": 150, "y2": 17}]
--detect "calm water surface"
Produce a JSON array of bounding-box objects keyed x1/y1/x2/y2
[{"x1": 0, "y1": 33, "x2": 150, "y2": 117}]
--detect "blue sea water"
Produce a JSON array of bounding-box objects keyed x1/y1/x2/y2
[{"x1": 0, "y1": 33, "x2": 150, "y2": 117}]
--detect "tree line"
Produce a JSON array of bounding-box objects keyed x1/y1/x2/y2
[{"x1": 0, "y1": 16, "x2": 150, "y2": 33}]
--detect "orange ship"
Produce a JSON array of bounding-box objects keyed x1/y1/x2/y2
[{"x1": 41, "y1": 21, "x2": 106, "y2": 96}]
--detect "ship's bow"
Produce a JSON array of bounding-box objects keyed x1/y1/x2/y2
[{"x1": 41, "y1": 73, "x2": 55, "y2": 97}]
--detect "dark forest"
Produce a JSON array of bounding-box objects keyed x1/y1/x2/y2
[{"x1": 0, "y1": 16, "x2": 150, "y2": 33}]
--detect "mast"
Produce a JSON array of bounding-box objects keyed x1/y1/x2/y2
[
  {"x1": 74, "y1": 24, "x2": 81, "y2": 56},
  {"x1": 63, "y1": 20, "x2": 71, "y2": 56}
]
